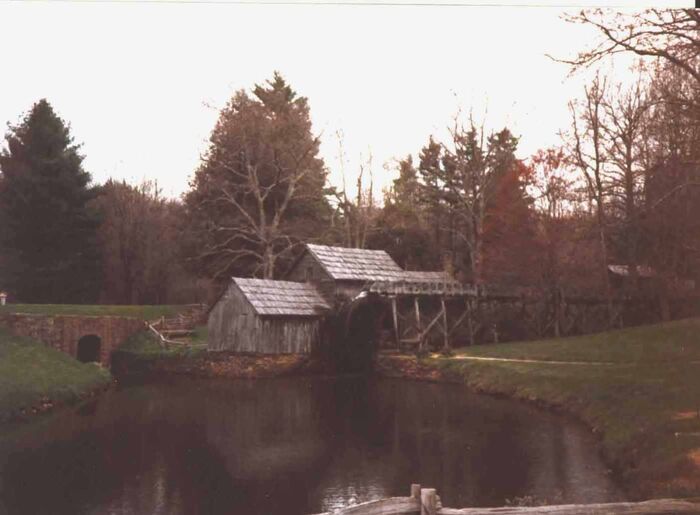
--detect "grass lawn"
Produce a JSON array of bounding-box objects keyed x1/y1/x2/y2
[
  {"x1": 0, "y1": 328, "x2": 111, "y2": 421},
  {"x1": 421, "y1": 318, "x2": 700, "y2": 498},
  {"x1": 449, "y1": 318, "x2": 700, "y2": 363},
  {"x1": 0, "y1": 304, "x2": 187, "y2": 320}
]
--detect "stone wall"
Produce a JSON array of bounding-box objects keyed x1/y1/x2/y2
[{"x1": 0, "y1": 313, "x2": 145, "y2": 365}]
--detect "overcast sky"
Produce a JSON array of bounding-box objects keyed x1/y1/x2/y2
[{"x1": 0, "y1": 0, "x2": 684, "y2": 198}]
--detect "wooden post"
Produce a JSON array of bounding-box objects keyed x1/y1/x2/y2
[
  {"x1": 441, "y1": 297, "x2": 449, "y2": 351},
  {"x1": 421, "y1": 488, "x2": 437, "y2": 515},
  {"x1": 414, "y1": 296, "x2": 422, "y2": 351},
  {"x1": 466, "y1": 298, "x2": 475, "y2": 346},
  {"x1": 553, "y1": 289, "x2": 561, "y2": 338},
  {"x1": 391, "y1": 296, "x2": 399, "y2": 350},
  {"x1": 410, "y1": 484, "x2": 421, "y2": 500}
]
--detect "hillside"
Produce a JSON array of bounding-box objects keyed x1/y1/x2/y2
[{"x1": 0, "y1": 328, "x2": 111, "y2": 421}]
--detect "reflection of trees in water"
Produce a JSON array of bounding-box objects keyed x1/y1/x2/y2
[
  {"x1": 0, "y1": 378, "x2": 621, "y2": 515},
  {"x1": 310, "y1": 380, "x2": 621, "y2": 509}
]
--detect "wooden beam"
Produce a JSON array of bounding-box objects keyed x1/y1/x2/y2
[
  {"x1": 420, "y1": 306, "x2": 445, "y2": 342},
  {"x1": 410, "y1": 484, "x2": 421, "y2": 500},
  {"x1": 448, "y1": 302, "x2": 470, "y2": 337},
  {"x1": 441, "y1": 297, "x2": 449, "y2": 351},
  {"x1": 421, "y1": 489, "x2": 437, "y2": 515},
  {"x1": 414, "y1": 296, "x2": 422, "y2": 351},
  {"x1": 466, "y1": 298, "x2": 475, "y2": 346},
  {"x1": 391, "y1": 296, "x2": 399, "y2": 350}
]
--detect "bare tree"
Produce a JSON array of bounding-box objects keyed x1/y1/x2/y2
[
  {"x1": 600, "y1": 72, "x2": 652, "y2": 282},
  {"x1": 561, "y1": 9, "x2": 700, "y2": 85},
  {"x1": 331, "y1": 132, "x2": 379, "y2": 249},
  {"x1": 185, "y1": 75, "x2": 330, "y2": 280},
  {"x1": 564, "y1": 74, "x2": 615, "y2": 323}
]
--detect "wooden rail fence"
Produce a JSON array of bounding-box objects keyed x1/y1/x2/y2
[{"x1": 310, "y1": 484, "x2": 700, "y2": 515}]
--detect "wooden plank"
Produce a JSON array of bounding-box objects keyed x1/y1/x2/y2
[
  {"x1": 438, "y1": 499, "x2": 700, "y2": 514},
  {"x1": 309, "y1": 497, "x2": 419, "y2": 515},
  {"x1": 310, "y1": 498, "x2": 700, "y2": 515}
]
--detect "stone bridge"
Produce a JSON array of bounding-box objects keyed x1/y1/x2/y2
[{"x1": 0, "y1": 313, "x2": 145, "y2": 366}]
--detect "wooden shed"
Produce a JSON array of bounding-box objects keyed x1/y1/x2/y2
[
  {"x1": 207, "y1": 278, "x2": 332, "y2": 354},
  {"x1": 286, "y1": 244, "x2": 405, "y2": 302}
]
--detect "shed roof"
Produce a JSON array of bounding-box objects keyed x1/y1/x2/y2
[
  {"x1": 305, "y1": 243, "x2": 404, "y2": 282},
  {"x1": 233, "y1": 277, "x2": 331, "y2": 317}
]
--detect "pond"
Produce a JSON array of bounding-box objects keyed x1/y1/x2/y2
[{"x1": 0, "y1": 377, "x2": 622, "y2": 515}]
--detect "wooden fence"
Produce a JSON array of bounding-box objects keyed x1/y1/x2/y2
[{"x1": 310, "y1": 484, "x2": 700, "y2": 515}]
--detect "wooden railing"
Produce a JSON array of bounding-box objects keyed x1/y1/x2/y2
[{"x1": 309, "y1": 484, "x2": 700, "y2": 515}]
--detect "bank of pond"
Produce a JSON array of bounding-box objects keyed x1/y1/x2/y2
[{"x1": 1, "y1": 318, "x2": 700, "y2": 513}]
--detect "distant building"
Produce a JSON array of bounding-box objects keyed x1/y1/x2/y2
[{"x1": 608, "y1": 264, "x2": 696, "y2": 292}]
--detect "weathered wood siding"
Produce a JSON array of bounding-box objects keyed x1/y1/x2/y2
[
  {"x1": 207, "y1": 283, "x2": 322, "y2": 354},
  {"x1": 287, "y1": 252, "x2": 329, "y2": 283},
  {"x1": 287, "y1": 251, "x2": 337, "y2": 302}
]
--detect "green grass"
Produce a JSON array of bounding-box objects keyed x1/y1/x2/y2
[
  {"x1": 420, "y1": 319, "x2": 700, "y2": 498},
  {"x1": 0, "y1": 304, "x2": 187, "y2": 320},
  {"x1": 117, "y1": 327, "x2": 208, "y2": 360},
  {"x1": 0, "y1": 328, "x2": 111, "y2": 421},
  {"x1": 450, "y1": 318, "x2": 700, "y2": 363}
]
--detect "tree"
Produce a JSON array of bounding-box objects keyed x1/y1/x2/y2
[
  {"x1": 369, "y1": 156, "x2": 441, "y2": 270},
  {"x1": 564, "y1": 75, "x2": 615, "y2": 323},
  {"x1": 329, "y1": 133, "x2": 379, "y2": 249},
  {"x1": 563, "y1": 9, "x2": 700, "y2": 85},
  {"x1": 439, "y1": 121, "x2": 520, "y2": 285},
  {"x1": 93, "y1": 179, "x2": 183, "y2": 305},
  {"x1": 0, "y1": 99, "x2": 101, "y2": 303},
  {"x1": 184, "y1": 73, "x2": 331, "y2": 280}
]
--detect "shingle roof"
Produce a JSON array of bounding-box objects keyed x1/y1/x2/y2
[
  {"x1": 233, "y1": 277, "x2": 331, "y2": 317},
  {"x1": 306, "y1": 244, "x2": 404, "y2": 282}
]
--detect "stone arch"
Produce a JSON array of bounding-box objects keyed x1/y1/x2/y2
[{"x1": 77, "y1": 334, "x2": 102, "y2": 363}]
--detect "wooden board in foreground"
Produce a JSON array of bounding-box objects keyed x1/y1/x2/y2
[{"x1": 310, "y1": 497, "x2": 700, "y2": 515}]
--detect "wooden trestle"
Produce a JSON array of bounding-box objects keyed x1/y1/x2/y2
[
  {"x1": 366, "y1": 279, "x2": 478, "y2": 352},
  {"x1": 362, "y1": 279, "x2": 643, "y2": 350}
]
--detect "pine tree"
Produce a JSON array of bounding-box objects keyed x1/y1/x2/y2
[{"x1": 0, "y1": 99, "x2": 101, "y2": 302}]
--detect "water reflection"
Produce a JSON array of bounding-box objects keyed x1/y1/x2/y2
[{"x1": 0, "y1": 377, "x2": 622, "y2": 515}]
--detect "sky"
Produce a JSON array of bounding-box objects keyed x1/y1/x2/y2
[{"x1": 0, "y1": 0, "x2": 686, "y2": 199}]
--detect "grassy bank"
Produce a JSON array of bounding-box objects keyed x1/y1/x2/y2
[
  {"x1": 0, "y1": 328, "x2": 111, "y2": 421},
  {"x1": 117, "y1": 327, "x2": 208, "y2": 361},
  {"x1": 0, "y1": 304, "x2": 188, "y2": 319},
  {"x1": 112, "y1": 328, "x2": 317, "y2": 378},
  {"x1": 403, "y1": 318, "x2": 700, "y2": 498}
]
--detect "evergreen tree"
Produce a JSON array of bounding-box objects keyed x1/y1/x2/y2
[{"x1": 0, "y1": 99, "x2": 101, "y2": 302}]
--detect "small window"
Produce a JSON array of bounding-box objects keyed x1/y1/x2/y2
[{"x1": 305, "y1": 266, "x2": 313, "y2": 281}]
